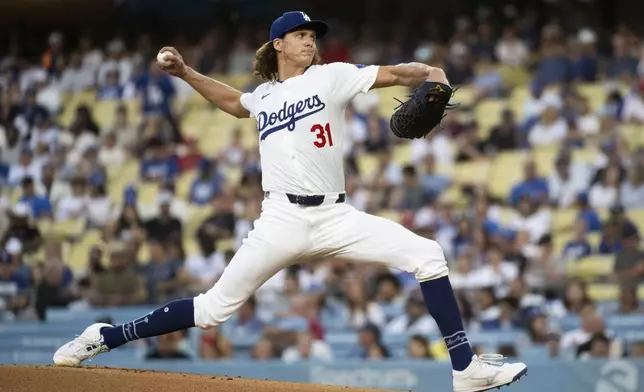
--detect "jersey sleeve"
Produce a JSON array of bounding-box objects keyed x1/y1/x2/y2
[
  {"x1": 239, "y1": 92, "x2": 256, "y2": 118},
  {"x1": 326, "y1": 62, "x2": 379, "y2": 103}
]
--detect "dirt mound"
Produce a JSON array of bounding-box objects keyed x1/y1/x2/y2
[{"x1": 0, "y1": 366, "x2": 391, "y2": 392}]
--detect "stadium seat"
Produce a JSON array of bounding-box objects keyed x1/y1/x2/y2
[
  {"x1": 474, "y1": 100, "x2": 506, "y2": 139},
  {"x1": 551, "y1": 208, "x2": 577, "y2": 232},
  {"x1": 37, "y1": 220, "x2": 85, "y2": 242},
  {"x1": 452, "y1": 159, "x2": 492, "y2": 185},
  {"x1": 627, "y1": 209, "x2": 644, "y2": 234},
  {"x1": 487, "y1": 151, "x2": 529, "y2": 198},
  {"x1": 566, "y1": 254, "x2": 614, "y2": 279}
]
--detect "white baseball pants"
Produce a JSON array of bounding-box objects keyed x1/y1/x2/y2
[{"x1": 193, "y1": 192, "x2": 448, "y2": 328}]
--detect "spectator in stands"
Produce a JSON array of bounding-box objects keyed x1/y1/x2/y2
[
  {"x1": 86, "y1": 181, "x2": 113, "y2": 229},
  {"x1": 30, "y1": 115, "x2": 58, "y2": 153},
  {"x1": 472, "y1": 55, "x2": 504, "y2": 101},
  {"x1": 588, "y1": 166, "x2": 620, "y2": 209},
  {"x1": 526, "y1": 313, "x2": 553, "y2": 344},
  {"x1": 109, "y1": 200, "x2": 145, "y2": 246},
  {"x1": 616, "y1": 284, "x2": 643, "y2": 314},
  {"x1": 561, "y1": 280, "x2": 593, "y2": 316},
  {"x1": 55, "y1": 176, "x2": 87, "y2": 221},
  {"x1": 384, "y1": 294, "x2": 438, "y2": 336},
  {"x1": 198, "y1": 327, "x2": 232, "y2": 360},
  {"x1": 536, "y1": 42, "x2": 574, "y2": 87},
  {"x1": 227, "y1": 38, "x2": 254, "y2": 75},
  {"x1": 98, "y1": 132, "x2": 127, "y2": 167},
  {"x1": 98, "y1": 39, "x2": 132, "y2": 86},
  {"x1": 140, "y1": 137, "x2": 180, "y2": 183},
  {"x1": 347, "y1": 323, "x2": 383, "y2": 359},
  {"x1": 39, "y1": 162, "x2": 69, "y2": 207},
  {"x1": 96, "y1": 70, "x2": 123, "y2": 101},
  {"x1": 363, "y1": 111, "x2": 389, "y2": 153},
  {"x1": 418, "y1": 153, "x2": 451, "y2": 200},
  {"x1": 576, "y1": 99, "x2": 600, "y2": 137},
  {"x1": 144, "y1": 191, "x2": 182, "y2": 242},
  {"x1": 612, "y1": 224, "x2": 644, "y2": 283},
  {"x1": 252, "y1": 338, "x2": 277, "y2": 360},
  {"x1": 200, "y1": 193, "x2": 236, "y2": 241},
  {"x1": 575, "y1": 193, "x2": 603, "y2": 233},
  {"x1": 75, "y1": 246, "x2": 106, "y2": 292},
  {"x1": 622, "y1": 80, "x2": 644, "y2": 123},
  {"x1": 89, "y1": 243, "x2": 145, "y2": 307},
  {"x1": 528, "y1": 103, "x2": 568, "y2": 147},
  {"x1": 34, "y1": 246, "x2": 75, "y2": 320},
  {"x1": 606, "y1": 34, "x2": 638, "y2": 81},
  {"x1": 69, "y1": 105, "x2": 100, "y2": 138},
  {"x1": 560, "y1": 309, "x2": 606, "y2": 358},
  {"x1": 219, "y1": 128, "x2": 247, "y2": 168},
  {"x1": 508, "y1": 196, "x2": 551, "y2": 244},
  {"x1": 0, "y1": 251, "x2": 30, "y2": 321},
  {"x1": 184, "y1": 228, "x2": 225, "y2": 295},
  {"x1": 495, "y1": 27, "x2": 529, "y2": 68},
  {"x1": 344, "y1": 282, "x2": 386, "y2": 329},
  {"x1": 1, "y1": 202, "x2": 42, "y2": 253},
  {"x1": 140, "y1": 239, "x2": 186, "y2": 304},
  {"x1": 366, "y1": 342, "x2": 391, "y2": 360},
  {"x1": 620, "y1": 163, "x2": 644, "y2": 208},
  {"x1": 407, "y1": 335, "x2": 433, "y2": 359},
  {"x1": 572, "y1": 29, "x2": 599, "y2": 83},
  {"x1": 9, "y1": 88, "x2": 49, "y2": 133},
  {"x1": 107, "y1": 104, "x2": 138, "y2": 153},
  {"x1": 508, "y1": 159, "x2": 548, "y2": 206},
  {"x1": 59, "y1": 51, "x2": 94, "y2": 93},
  {"x1": 562, "y1": 220, "x2": 592, "y2": 261},
  {"x1": 475, "y1": 287, "x2": 501, "y2": 330},
  {"x1": 19, "y1": 176, "x2": 52, "y2": 220},
  {"x1": 146, "y1": 331, "x2": 191, "y2": 360},
  {"x1": 599, "y1": 220, "x2": 623, "y2": 255},
  {"x1": 483, "y1": 108, "x2": 518, "y2": 154},
  {"x1": 391, "y1": 165, "x2": 424, "y2": 211},
  {"x1": 548, "y1": 149, "x2": 592, "y2": 208},
  {"x1": 607, "y1": 205, "x2": 639, "y2": 238},
  {"x1": 8, "y1": 147, "x2": 42, "y2": 187},
  {"x1": 135, "y1": 61, "x2": 181, "y2": 143},
  {"x1": 220, "y1": 295, "x2": 265, "y2": 342},
  {"x1": 189, "y1": 158, "x2": 225, "y2": 206},
  {"x1": 282, "y1": 331, "x2": 334, "y2": 364}
]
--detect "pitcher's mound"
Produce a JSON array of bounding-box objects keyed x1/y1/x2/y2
[{"x1": 0, "y1": 366, "x2": 391, "y2": 392}]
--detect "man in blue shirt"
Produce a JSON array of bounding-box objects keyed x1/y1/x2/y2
[
  {"x1": 0, "y1": 251, "x2": 30, "y2": 320},
  {"x1": 190, "y1": 158, "x2": 225, "y2": 206},
  {"x1": 19, "y1": 176, "x2": 52, "y2": 220},
  {"x1": 140, "y1": 138, "x2": 179, "y2": 183},
  {"x1": 508, "y1": 160, "x2": 548, "y2": 206},
  {"x1": 135, "y1": 61, "x2": 176, "y2": 116}
]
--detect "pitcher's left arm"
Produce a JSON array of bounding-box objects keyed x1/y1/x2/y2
[{"x1": 371, "y1": 63, "x2": 449, "y2": 88}]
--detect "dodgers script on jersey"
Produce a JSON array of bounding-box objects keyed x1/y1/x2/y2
[{"x1": 240, "y1": 62, "x2": 379, "y2": 194}]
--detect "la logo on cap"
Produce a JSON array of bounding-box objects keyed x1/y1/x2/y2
[{"x1": 300, "y1": 12, "x2": 311, "y2": 21}]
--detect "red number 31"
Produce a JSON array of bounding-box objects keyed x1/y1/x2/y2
[{"x1": 311, "y1": 123, "x2": 334, "y2": 148}]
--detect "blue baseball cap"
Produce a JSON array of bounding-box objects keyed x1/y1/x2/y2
[{"x1": 269, "y1": 11, "x2": 328, "y2": 41}]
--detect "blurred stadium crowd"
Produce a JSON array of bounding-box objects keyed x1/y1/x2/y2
[{"x1": 1, "y1": 1, "x2": 644, "y2": 365}]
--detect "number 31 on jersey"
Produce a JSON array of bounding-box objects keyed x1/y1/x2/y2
[{"x1": 311, "y1": 123, "x2": 333, "y2": 148}]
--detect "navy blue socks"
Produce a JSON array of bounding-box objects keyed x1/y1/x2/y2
[
  {"x1": 419, "y1": 276, "x2": 474, "y2": 371},
  {"x1": 100, "y1": 298, "x2": 196, "y2": 349}
]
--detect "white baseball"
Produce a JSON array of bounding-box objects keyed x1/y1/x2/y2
[{"x1": 156, "y1": 51, "x2": 172, "y2": 67}]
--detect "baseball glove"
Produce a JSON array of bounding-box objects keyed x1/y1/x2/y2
[{"x1": 389, "y1": 81, "x2": 457, "y2": 140}]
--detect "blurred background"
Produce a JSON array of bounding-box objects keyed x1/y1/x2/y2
[{"x1": 0, "y1": 0, "x2": 643, "y2": 390}]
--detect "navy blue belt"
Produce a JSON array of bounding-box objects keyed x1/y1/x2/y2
[{"x1": 264, "y1": 191, "x2": 346, "y2": 206}]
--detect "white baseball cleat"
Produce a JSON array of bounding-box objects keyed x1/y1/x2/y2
[
  {"x1": 53, "y1": 323, "x2": 112, "y2": 367},
  {"x1": 453, "y1": 354, "x2": 528, "y2": 392}
]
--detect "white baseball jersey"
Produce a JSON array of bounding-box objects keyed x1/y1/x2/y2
[{"x1": 240, "y1": 63, "x2": 379, "y2": 194}]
